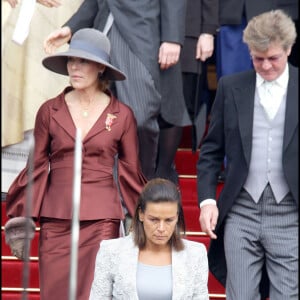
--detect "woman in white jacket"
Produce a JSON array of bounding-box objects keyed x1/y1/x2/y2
[{"x1": 89, "y1": 178, "x2": 209, "y2": 300}]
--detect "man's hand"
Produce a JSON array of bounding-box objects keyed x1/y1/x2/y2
[
  {"x1": 196, "y1": 33, "x2": 214, "y2": 62},
  {"x1": 199, "y1": 204, "x2": 219, "y2": 239},
  {"x1": 43, "y1": 26, "x2": 72, "y2": 54},
  {"x1": 158, "y1": 42, "x2": 181, "y2": 70}
]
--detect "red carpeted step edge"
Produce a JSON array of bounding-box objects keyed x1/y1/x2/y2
[
  {"x1": 1, "y1": 292, "x2": 40, "y2": 300},
  {"x1": 2, "y1": 260, "x2": 40, "y2": 288}
]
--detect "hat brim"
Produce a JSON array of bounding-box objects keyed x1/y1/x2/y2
[{"x1": 42, "y1": 48, "x2": 126, "y2": 81}]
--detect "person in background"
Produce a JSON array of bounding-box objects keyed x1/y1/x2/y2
[
  {"x1": 197, "y1": 9, "x2": 298, "y2": 299},
  {"x1": 180, "y1": 0, "x2": 219, "y2": 152},
  {"x1": 43, "y1": 0, "x2": 191, "y2": 184},
  {"x1": 89, "y1": 178, "x2": 209, "y2": 300},
  {"x1": 4, "y1": 28, "x2": 147, "y2": 300}
]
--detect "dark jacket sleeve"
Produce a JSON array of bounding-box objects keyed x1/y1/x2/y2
[
  {"x1": 196, "y1": 77, "x2": 226, "y2": 205},
  {"x1": 185, "y1": 0, "x2": 219, "y2": 37},
  {"x1": 160, "y1": 0, "x2": 187, "y2": 45},
  {"x1": 201, "y1": 0, "x2": 219, "y2": 34},
  {"x1": 64, "y1": 0, "x2": 110, "y2": 33}
]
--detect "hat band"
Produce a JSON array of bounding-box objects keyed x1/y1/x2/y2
[{"x1": 70, "y1": 40, "x2": 110, "y2": 62}]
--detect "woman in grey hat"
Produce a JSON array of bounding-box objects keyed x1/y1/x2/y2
[
  {"x1": 43, "y1": 0, "x2": 191, "y2": 184},
  {"x1": 4, "y1": 28, "x2": 147, "y2": 300}
]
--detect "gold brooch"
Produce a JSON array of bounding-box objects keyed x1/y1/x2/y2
[{"x1": 105, "y1": 113, "x2": 117, "y2": 131}]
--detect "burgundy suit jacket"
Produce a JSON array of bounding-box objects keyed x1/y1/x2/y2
[{"x1": 6, "y1": 87, "x2": 147, "y2": 221}]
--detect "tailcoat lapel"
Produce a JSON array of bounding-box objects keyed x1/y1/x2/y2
[
  {"x1": 231, "y1": 65, "x2": 298, "y2": 163},
  {"x1": 283, "y1": 65, "x2": 298, "y2": 152},
  {"x1": 171, "y1": 249, "x2": 186, "y2": 299},
  {"x1": 233, "y1": 72, "x2": 256, "y2": 166}
]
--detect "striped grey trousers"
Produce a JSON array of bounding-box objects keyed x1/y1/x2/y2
[
  {"x1": 108, "y1": 25, "x2": 161, "y2": 179},
  {"x1": 224, "y1": 184, "x2": 298, "y2": 300}
]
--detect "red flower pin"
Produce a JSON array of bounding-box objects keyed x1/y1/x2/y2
[{"x1": 105, "y1": 113, "x2": 117, "y2": 131}]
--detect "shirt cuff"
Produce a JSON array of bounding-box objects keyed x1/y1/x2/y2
[
  {"x1": 200, "y1": 33, "x2": 214, "y2": 38},
  {"x1": 199, "y1": 199, "x2": 217, "y2": 208}
]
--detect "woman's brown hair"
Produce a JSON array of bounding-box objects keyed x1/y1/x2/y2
[{"x1": 131, "y1": 178, "x2": 186, "y2": 251}]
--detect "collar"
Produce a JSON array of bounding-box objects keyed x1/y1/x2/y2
[{"x1": 256, "y1": 63, "x2": 289, "y2": 89}]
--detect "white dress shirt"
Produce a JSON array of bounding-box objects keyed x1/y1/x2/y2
[{"x1": 256, "y1": 65, "x2": 289, "y2": 120}]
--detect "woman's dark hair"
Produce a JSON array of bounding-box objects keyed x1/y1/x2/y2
[{"x1": 132, "y1": 178, "x2": 186, "y2": 251}]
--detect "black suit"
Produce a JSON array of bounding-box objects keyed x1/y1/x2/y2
[
  {"x1": 180, "y1": 0, "x2": 219, "y2": 150},
  {"x1": 197, "y1": 64, "x2": 298, "y2": 297}
]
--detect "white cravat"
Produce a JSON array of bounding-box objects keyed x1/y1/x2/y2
[
  {"x1": 258, "y1": 80, "x2": 285, "y2": 120},
  {"x1": 256, "y1": 66, "x2": 289, "y2": 120}
]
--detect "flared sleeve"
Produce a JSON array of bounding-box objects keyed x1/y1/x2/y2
[
  {"x1": 117, "y1": 108, "x2": 147, "y2": 217},
  {"x1": 6, "y1": 102, "x2": 51, "y2": 220}
]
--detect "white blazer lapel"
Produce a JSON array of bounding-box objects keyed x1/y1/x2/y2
[
  {"x1": 118, "y1": 236, "x2": 139, "y2": 299},
  {"x1": 172, "y1": 249, "x2": 187, "y2": 299}
]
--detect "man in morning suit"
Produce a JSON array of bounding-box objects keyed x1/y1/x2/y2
[{"x1": 197, "y1": 9, "x2": 298, "y2": 300}]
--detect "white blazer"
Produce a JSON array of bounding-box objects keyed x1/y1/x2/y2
[{"x1": 89, "y1": 234, "x2": 209, "y2": 300}]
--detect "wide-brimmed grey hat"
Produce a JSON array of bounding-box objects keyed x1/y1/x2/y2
[{"x1": 42, "y1": 28, "x2": 126, "y2": 81}]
